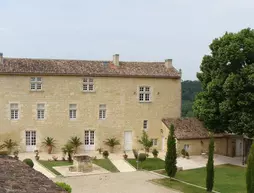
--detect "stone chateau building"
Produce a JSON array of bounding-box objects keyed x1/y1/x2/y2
[{"x1": 0, "y1": 53, "x2": 181, "y2": 153}]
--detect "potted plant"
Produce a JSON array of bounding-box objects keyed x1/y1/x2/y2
[
  {"x1": 103, "y1": 150, "x2": 109, "y2": 158},
  {"x1": 42, "y1": 137, "x2": 56, "y2": 154},
  {"x1": 61, "y1": 143, "x2": 74, "y2": 162},
  {"x1": 13, "y1": 150, "x2": 19, "y2": 160},
  {"x1": 104, "y1": 138, "x2": 120, "y2": 153},
  {"x1": 152, "y1": 149, "x2": 159, "y2": 158},
  {"x1": 34, "y1": 150, "x2": 40, "y2": 160},
  {"x1": 2, "y1": 139, "x2": 18, "y2": 155},
  {"x1": 123, "y1": 151, "x2": 128, "y2": 159},
  {"x1": 68, "y1": 136, "x2": 83, "y2": 154},
  {"x1": 97, "y1": 148, "x2": 103, "y2": 154},
  {"x1": 181, "y1": 149, "x2": 186, "y2": 158}
]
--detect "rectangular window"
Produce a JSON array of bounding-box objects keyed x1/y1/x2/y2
[
  {"x1": 184, "y1": 144, "x2": 190, "y2": 151},
  {"x1": 83, "y1": 78, "x2": 94, "y2": 92},
  {"x1": 99, "y1": 104, "x2": 106, "y2": 119},
  {"x1": 143, "y1": 120, "x2": 148, "y2": 130},
  {"x1": 37, "y1": 103, "x2": 45, "y2": 120},
  {"x1": 10, "y1": 103, "x2": 19, "y2": 120},
  {"x1": 139, "y1": 86, "x2": 151, "y2": 102},
  {"x1": 30, "y1": 77, "x2": 42, "y2": 91},
  {"x1": 69, "y1": 104, "x2": 77, "y2": 119},
  {"x1": 152, "y1": 139, "x2": 158, "y2": 146}
]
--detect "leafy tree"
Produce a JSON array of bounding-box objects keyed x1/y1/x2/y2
[
  {"x1": 165, "y1": 124, "x2": 177, "y2": 177},
  {"x1": 104, "y1": 137, "x2": 120, "y2": 153},
  {"x1": 246, "y1": 143, "x2": 254, "y2": 193},
  {"x1": 138, "y1": 131, "x2": 153, "y2": 153},
  {"x1": 193, "y1": 28, "x2": 254, "y2": 136},
  {"x1": 68, "y1": 136, "x2": 82, "y2": 154},
  {"x1": 181, "y1": 80, "x2": 202, "y2": 117},
  {"x1": 206, "y1": 135, "x2": 214, "y2": 192}
]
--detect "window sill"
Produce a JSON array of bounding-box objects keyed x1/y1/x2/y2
[
  {"x1": 30, "y1": 90, "x2": 44, "y2": 92},
  {"x1": 69, "y1": 118, "x2": 77, "y2": 121},
  {"x1": 139, "y1": 101, "x2": 152, "y2": 103},
  {"x1": 99, "y1": 118, "x2": 106, "y2": 120},
  {"x1": 82, "y1": 90, "x2": 96, "y2": 93}
]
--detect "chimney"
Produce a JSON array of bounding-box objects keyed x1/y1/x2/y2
[
  {"x1": 0, "y1": 53, "x2": 3, "y2": 65},
  {"x1": 113, "y1": 54, "x2": 119, "y2": 66},
  {"x1": 165, "y1": 59, "x2": 172, "y2": 68}
]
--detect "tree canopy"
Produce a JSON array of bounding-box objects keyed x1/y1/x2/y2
[
  {"x1": 181, "y1": 80, "x2": 202, "y2": 117},
  {"x1": 193, "y1": 28, "x2": 254, "y2": 137}
]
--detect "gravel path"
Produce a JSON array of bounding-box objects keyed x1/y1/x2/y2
[{"x1": 54, "y1": 171, "x2": 178, "y2": 193}]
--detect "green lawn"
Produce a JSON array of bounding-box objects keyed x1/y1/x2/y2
[
  {"x1": 127, "y1": 158, "x2": 165, "y2": 171},
  {"x1": 152, "y1": 179, "x2": 206, "y2": 193},
  {"x1": 38, "y1": 160, "x2": 72, "y2": 175},
  {"x1": 38, "y1": 158, "x2": 119, "y2": 175},
  {"x1": 155, "y1": 164, "x2": 246, "y2": 193},
  {"x1": 93, "y1": 158, "x2": 119, "y2": 173}
]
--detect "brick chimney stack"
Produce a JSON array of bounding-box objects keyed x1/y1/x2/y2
[{"x1": 0, "y1": 53, "x2": 3, "y2": 65}]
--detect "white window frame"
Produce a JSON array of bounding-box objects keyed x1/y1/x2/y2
[
  {"x1": 10, "y1": 103, "x2": 19, "y2": 120},
  {"x1": 184, "y1": 144, "x2": 190, "y2": 151},
  {"x1": 139, "y1": 86, "x2": 151, "y2": 102},
  {"x1": 152, "y1": 139, "x2": 158, "y2": 146},
  {"x1": 69, "y1": 104, "x2": 77, "y2": 119},
  {"x1": 37, "y1": 103, "x2": 45, "y2": 120},
  {"x1": 143, "y1": 120, "x2": 148, "y2": 130},
  {"x1": 99, "y1": 104, "x2": 106, "y2": 120},
  {"x1": 83, "y1": 77, "x2": 94, "y2": 92},
  {"x1": 30, "y1": 77, "x2": 42, "y2": 91}
]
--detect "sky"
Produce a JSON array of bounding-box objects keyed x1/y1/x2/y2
[{"x1": 0, "y1": 0, "x2": 253, "y2": 80}]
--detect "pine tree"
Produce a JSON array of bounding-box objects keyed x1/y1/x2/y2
[
  {"x1": 246, "y1": 143, "x2": 254, "y2": 193},
  {"x1": 206, "y1": 135, "x2": 214, "y2": 192},
  {"x1": 165, "y1": 124, "x2": 177, "y2": 178}
]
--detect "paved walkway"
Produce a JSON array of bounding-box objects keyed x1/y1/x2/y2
[
  {"x1": 109, "y1": 159, "x2": 136, "y2": 172},
  {"x1": 53, "y1": 171, "x2": 178, "y2": 193}
]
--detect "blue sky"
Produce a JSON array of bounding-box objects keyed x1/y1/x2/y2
[{"x1": 0, "y1": 0, "x2": 253, "y2": 80}]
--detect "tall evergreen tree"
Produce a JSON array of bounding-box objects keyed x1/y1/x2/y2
[
  {"x1": 165, "y1": 124, "x2": 177, "y2": 178},
  {"x1": 246, "y1": 143, "x2": 254, "y2": 193},
  {"x1": 206, "y1": 135, "x2": 214, "y2": 192}
]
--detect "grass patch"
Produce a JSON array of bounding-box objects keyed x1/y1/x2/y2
[
  {"x1": 93, "y1": 158, "x2": 119, "y2": 172},
  {"x1": 38, "y1": 158, "x2": 119, "y2": 175},
  {"x1": 152, "y1": 178, "x2": 206, "y2": 193},
  {"x1": 37, "y1": 160, "x2": 72, "y2": 175},
  {"x1": 127, "y1": 158, "x2": 165, "y2": 171},
  {"x1": 155, "y1": 164, "x2": 246, "y2": 193}
]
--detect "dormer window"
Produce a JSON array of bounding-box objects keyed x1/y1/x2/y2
[
  {"x1": 30, "y1": 77, "x2": 42, "y2": 91},
  {"x1": 83, "y1": 78, "x2": 94, "y2": 92}
]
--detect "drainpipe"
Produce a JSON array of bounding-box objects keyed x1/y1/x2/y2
[{"x1": 242, "y1": 136, "x2": 245, "y2": 165}]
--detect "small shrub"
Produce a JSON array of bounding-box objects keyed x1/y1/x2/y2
[
  {"x1": 23, "y1": 158, "x2": 34, "y2": 168},
  {"x1": 152, "y1": 149, "x2": 159, "y2": 158},
  {"x1": 132, "y1": 149, "x2": 138, "y2": 159},
  {"x1": 123, "y1": 151, "x2": 128, "y2": 159},
  {"x1": 13, "y1": 150, "x2": 19, "y2": 160},
  {"x1": 103, "y1": 150, "x2": 109, "y2": 158},
  {"x1": 52, "y1": 155, "x2": 58, "y2": 161},
  {"x1": 138, "y1": 153, "x2": 147, "y2": 162},
  {"x1": 185, "y1": 151, "x2": 190, "y2": 158},
  {"x1": 56, "y1": 182, "x2": 72, "y2": 193}
]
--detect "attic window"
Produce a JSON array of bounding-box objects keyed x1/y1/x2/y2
[
  {"x1": 30, "y1": 77, "x2": 42, "y2": 91},
  {"x1": 83, "y1": 78, "x2": 94, "y2": 92}
]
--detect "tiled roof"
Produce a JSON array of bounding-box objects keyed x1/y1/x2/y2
[
  {"x1": 162, "y1": 118, "x2": 226, "y2": 139},
  {"x1": 0, "y1": 58, "x2": 181, "y2": 78},
  {"x1": 0, "y1": 155, "x2": 67, "y2": 193}
]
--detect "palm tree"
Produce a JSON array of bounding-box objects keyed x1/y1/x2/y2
[
  {"x1": 2, "y1": 139, "x2": 18, "y2": 154},
  {"x1": 42, "y1": 137, "x2": 56, "y2": 154},
  {"x1": 62, "y1": 143, "x2": 74, "y2": 162},
  {"x1": 68, "y1": 136, "x2": 83, "y2": 154},
  {"x1": 104, "y1": 137, "x2": 120, "y2": 153}
]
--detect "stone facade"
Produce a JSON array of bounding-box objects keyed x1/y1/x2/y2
[{"x1": 0, "y1": 57, "x2": 181, "y2": 153}]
